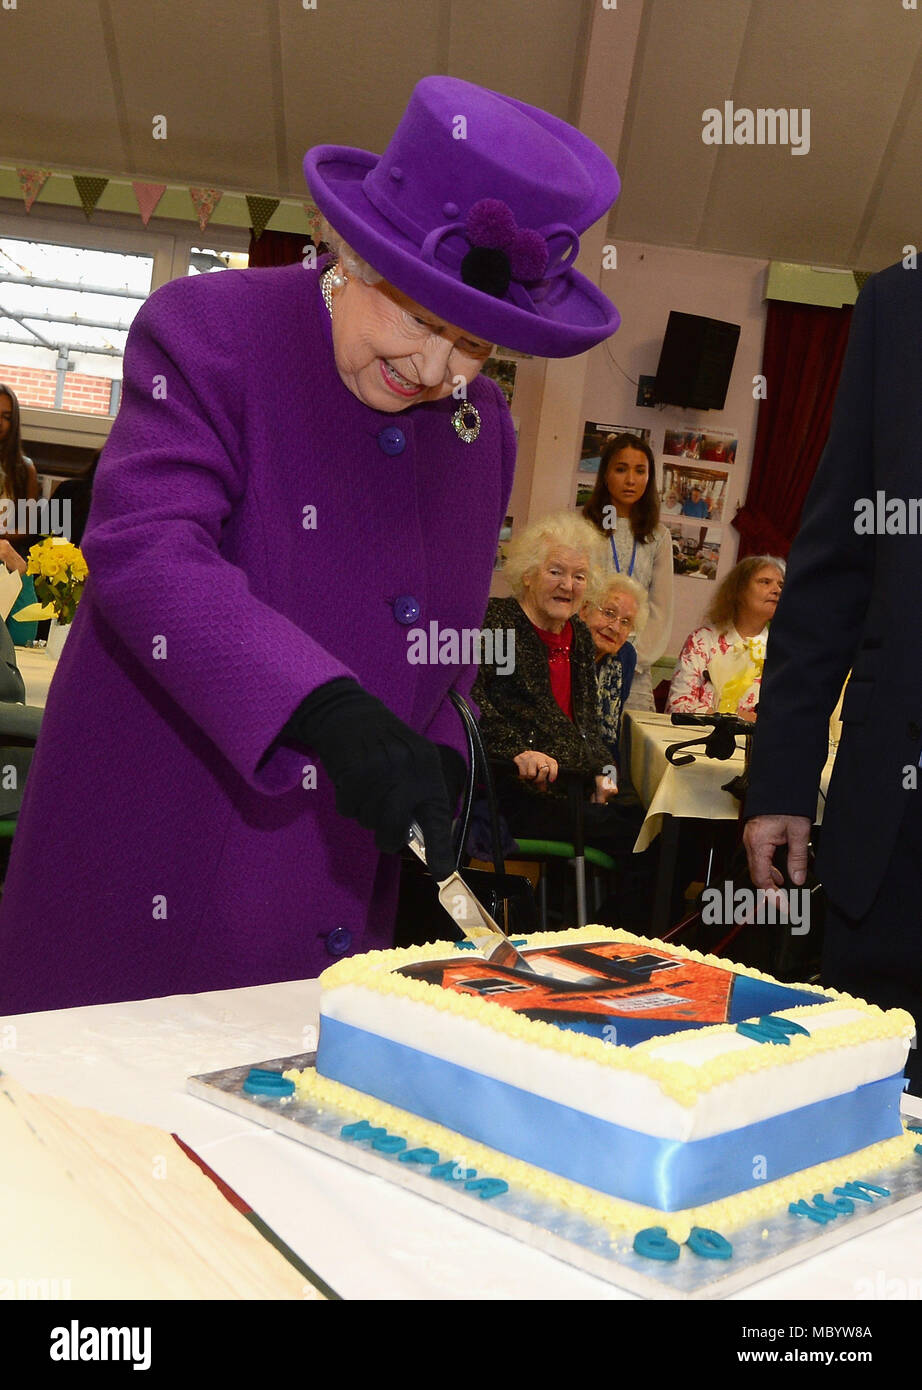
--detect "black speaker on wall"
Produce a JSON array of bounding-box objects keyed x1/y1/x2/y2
[{"x1": 653, "y1": 311, "x2": 740, "y2": 410}]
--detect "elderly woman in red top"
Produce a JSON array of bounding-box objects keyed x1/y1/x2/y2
[{"x1": 473, "y1": 512, "x2": 644, "y2": 858}]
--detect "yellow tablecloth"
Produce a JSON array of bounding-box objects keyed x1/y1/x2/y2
[{"x1": 624, "y1": 710, "x2": 835, "y2": 852}]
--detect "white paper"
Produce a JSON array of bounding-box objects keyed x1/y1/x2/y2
[{"x1": 0, "y1": 566, "x2": 23, "y2": 620}]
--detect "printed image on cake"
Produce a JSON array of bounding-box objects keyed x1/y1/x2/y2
[{"x1": 287, "y1": 927, "x2": 918, "y2": 1243}]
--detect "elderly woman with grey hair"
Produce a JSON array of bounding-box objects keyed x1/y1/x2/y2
[
  {"x1": 581, "y1": 572, "x2": 649, "y2": 768},
  {"x1": 472, "y1": 512, "x2": 646, "y2": 863}
]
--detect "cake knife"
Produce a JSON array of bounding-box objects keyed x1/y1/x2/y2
[{"x1": 406, "y1": 820, "x2": 538, "y2": 973}]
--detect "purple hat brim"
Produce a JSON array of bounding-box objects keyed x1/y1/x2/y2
[{"x1": 303, "y1": 145, "x2": 620, "y2": 358}]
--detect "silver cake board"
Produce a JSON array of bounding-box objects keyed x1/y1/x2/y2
[{"x1": 187, "y1": 1053, "x2": 922, "y2": 1300}]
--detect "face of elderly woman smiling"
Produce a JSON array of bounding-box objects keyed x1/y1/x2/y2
[
  {"x1": 583, "y1": 587, "x2": 638, "y2": 659},
  {"x1": 329, "y1": 275, "x2": 493, "y2": 412},
  {"x1": 519, "y1": 546, "x2": 589, "y2": 633}
]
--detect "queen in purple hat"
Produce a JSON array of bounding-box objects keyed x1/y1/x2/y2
[{"x1": 0, "y1": 77, "x2": 620, "y2": 1013}]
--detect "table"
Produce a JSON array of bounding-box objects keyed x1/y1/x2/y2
[
  {"x1": 623, "y1": 711, "x2": 835, "y2": 934},
  {"x1": 13, "y1": 646, "x2": 59, "y2": 708},
  {"x1": 1, "y1": 981, "x2": 918, "y2": 1301}
]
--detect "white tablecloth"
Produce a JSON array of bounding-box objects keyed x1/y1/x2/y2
[
  {"x1": 1, "y1": 982, "x2": 919, "y2": 1301},
  {"x1": 625, "y1": 711, "x2": 834, "y2": 852},
  {"x1": 13, "y1": 646, "x2": 59, "y2": 709}
]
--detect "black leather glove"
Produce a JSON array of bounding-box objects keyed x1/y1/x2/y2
[{"x1": 283, "y1": 678, "x2": 458, "y2": 881}]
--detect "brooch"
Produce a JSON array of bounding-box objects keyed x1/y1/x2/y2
[{"x1": 451, "y1": 401, "x2": 481, "y2": 443}]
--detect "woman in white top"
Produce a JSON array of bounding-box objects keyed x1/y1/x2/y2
[
  {"x1": 666, "y1": 555, "x2": 785, "y2": 718},
  {"x1": 583, "y1": 432, "x2": 673, "y2": 710}
]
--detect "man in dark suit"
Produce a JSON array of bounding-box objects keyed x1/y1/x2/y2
[{"x1": 743, "y1": 261, "x2": 921, "y2": 1095}]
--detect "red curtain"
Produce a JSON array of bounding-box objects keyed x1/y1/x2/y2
[
  {"x1": 247, "y1": 228, "x2": 319, "y2": 268},
  {"x1": 733, "y1": 299, "x2": 854, "y2": 558}
]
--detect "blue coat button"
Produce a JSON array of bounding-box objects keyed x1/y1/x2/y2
[
  {"x1": 393, "y1": 595, "x2": 421, "y2": 625},
  {"x1": 326, "y1": 926, "x2": 353, "y2": 957},
  {"x1": 378, "y1": 426, "x2": 406, "y2": 456}
]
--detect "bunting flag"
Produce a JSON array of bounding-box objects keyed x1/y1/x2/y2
[
  {"x1": 189, "y1": 187, "x2": 222, "y2": 232},
  {"x1": 73, "y1": 175, "x2": 109, "y2": 219},
  {"x1": 246, "y1": 195, "x2": 280, "y2": 240},
  {"x1": 132, "y1": 181, "x2": 167, "y2": 227},
  {"x1": 16, "y1": 167, "x2": 52, "y2": 213},
  {"x1": 303, "y1": 200, "x2": 323, "y2": 240}
]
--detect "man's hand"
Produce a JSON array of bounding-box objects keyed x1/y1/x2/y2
[{"x1": 743, "y1": 814, "x2": 812, "y2": 888}]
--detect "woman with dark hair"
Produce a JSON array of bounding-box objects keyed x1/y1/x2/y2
[
  {"x1": 0, "y1": 383, "x2": 41, "y2": 641},
  {"x1": 583, "y1": 431, "x2": 673, "y2": 710},
  {"x1": 666, "y1": 555, "x2": 785, "y2": 718}
]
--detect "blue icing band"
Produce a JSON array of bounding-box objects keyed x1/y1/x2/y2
[
  {"x1": 317, "y1": 1018, "x2": 905, "y2": 1210},
  {"x1": 634, "y1": 1227, "x2": 680, "y2": 1261},
  {"x1": 686, "y1": 1227, "x2": 733, "y2": 1260},
  {"x1": 736, "y1": 1015, "x2": 811, "y2": 1045},
  {"x1": 916, "y1": 1144, "x2": 922, "y2": 1156},
  {"x1": 243, "y1": 1069, "x2": 295, "y2": 1097}
]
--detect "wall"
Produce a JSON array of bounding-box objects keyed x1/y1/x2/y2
[
  {"x1": 574, "y1": 241, "x2": 769, "y2": 658},
  {"x1": 0, "y1": 364, "x2": 113, "y2": 415}
]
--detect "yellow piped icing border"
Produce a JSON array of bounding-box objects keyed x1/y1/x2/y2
[
  {"x1": 319, "y1": 927, "x2": 915, "y2": 1106},
  {"x1": 286, "y1": 1065, "x2": 919, "y2": 1244}
]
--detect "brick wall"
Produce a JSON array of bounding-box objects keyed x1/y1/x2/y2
[{"x1": 0, "y1": 363, "x2": 113, "y2": 415}]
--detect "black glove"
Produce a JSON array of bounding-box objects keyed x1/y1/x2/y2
[{"x1": 283, "y1": 678, "x2": 458, "y2": 881}]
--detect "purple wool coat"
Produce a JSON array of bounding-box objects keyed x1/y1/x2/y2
[{"x1": 0, "y1": 264, "x2": 515, "y2": 1012}]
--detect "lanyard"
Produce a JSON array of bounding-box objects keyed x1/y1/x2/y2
[{"x1": 610, "y1": 532, "x2": 637, "y2": 577}]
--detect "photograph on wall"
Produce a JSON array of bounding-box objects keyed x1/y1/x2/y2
[
  {"x1": 665, "y1": 520, "x2": 721, "y2": 581},
  {"x1": 494, "y1": 514, "x2": 514, "y2": 569},
  {"x1": 663, "y1": 428, "x2": 704, "y2": 458},
  {"x1": 574, "y1": 481, "x2": 594, "y2": 512},
  {"x1": 579, "y1": 420, "x2": 652, "y2": 477},
  {"x1": 699, "y1": 429, "x2": 738, "y2": 465},
  {"x1": 482, "y1": 357, "x2": 517, "y2": 406},
  {"x1": 660, "y1": 463, "x2": 728, "y2": 524}
]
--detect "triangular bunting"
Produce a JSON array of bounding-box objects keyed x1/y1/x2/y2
[
  {"x1": 16, "y1": 168, "x2": 52, "y2": 213},
  {"x1": 189, "y1": 187, "x2": 222, "y2": 232},
  {"x1": 303, "y1": 200, "x2": 323, "y2": 239},
  {"x1": 132, "y1": 181, "x2": 167, "y2": 227},
  {"x1": 246, "y1": 195, "x2": 280, "y2": 240},
  {"x1": 73, "y1": 175, "x2": 109, "y2": 219}
]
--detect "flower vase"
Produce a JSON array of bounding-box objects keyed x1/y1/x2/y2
[{"x1": 46, "y1": 618, "x2": 71, "y2": 660}]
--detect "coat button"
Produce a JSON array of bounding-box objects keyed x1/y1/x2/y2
[
  {"x1": 325, "y1": 926, "x2": 353, "y2": 957},
  {"x1": 909, "y1": 722, "x2": 921, "y2": 741},
  {"x1": 393, "y1": 595, "x2": 421, "y2": 625},
  {"x1": 377, "y1": 426, "x2": 406, "y2": 456}
]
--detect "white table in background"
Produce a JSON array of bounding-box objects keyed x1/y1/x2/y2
[
  {"x1": 0, "y1": 981, "x2": 918, "y2": 1302},
  {"x1": 623, "y1": 710, "x2": 835, "y2": 934}
]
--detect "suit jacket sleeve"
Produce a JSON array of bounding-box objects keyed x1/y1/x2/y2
[
  {"x1": 81, "y1": 277, "x2": 358, "y2": 797},
  {"x1": 744, "y1": 275, "x2": 877, "y2": 819}
]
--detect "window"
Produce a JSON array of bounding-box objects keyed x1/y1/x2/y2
[
  {"x1": 0, "y1": 236, "x2": 154, "y2": 416},
  {"x1": 187, "y1": 247, "x2": 249, "y2": 275}
]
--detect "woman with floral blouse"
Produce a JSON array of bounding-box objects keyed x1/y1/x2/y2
[{"x1": 666, "y1": 556, "x2": 785, "y2": 719}]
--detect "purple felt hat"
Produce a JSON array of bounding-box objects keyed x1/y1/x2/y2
[{"x1": 303, "y1": 76, "x2": 620, "y2": 358}]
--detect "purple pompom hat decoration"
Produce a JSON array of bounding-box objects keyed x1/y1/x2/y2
[{"x1": 304, "y1": 76, "x2": 620, "y2": 358}]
